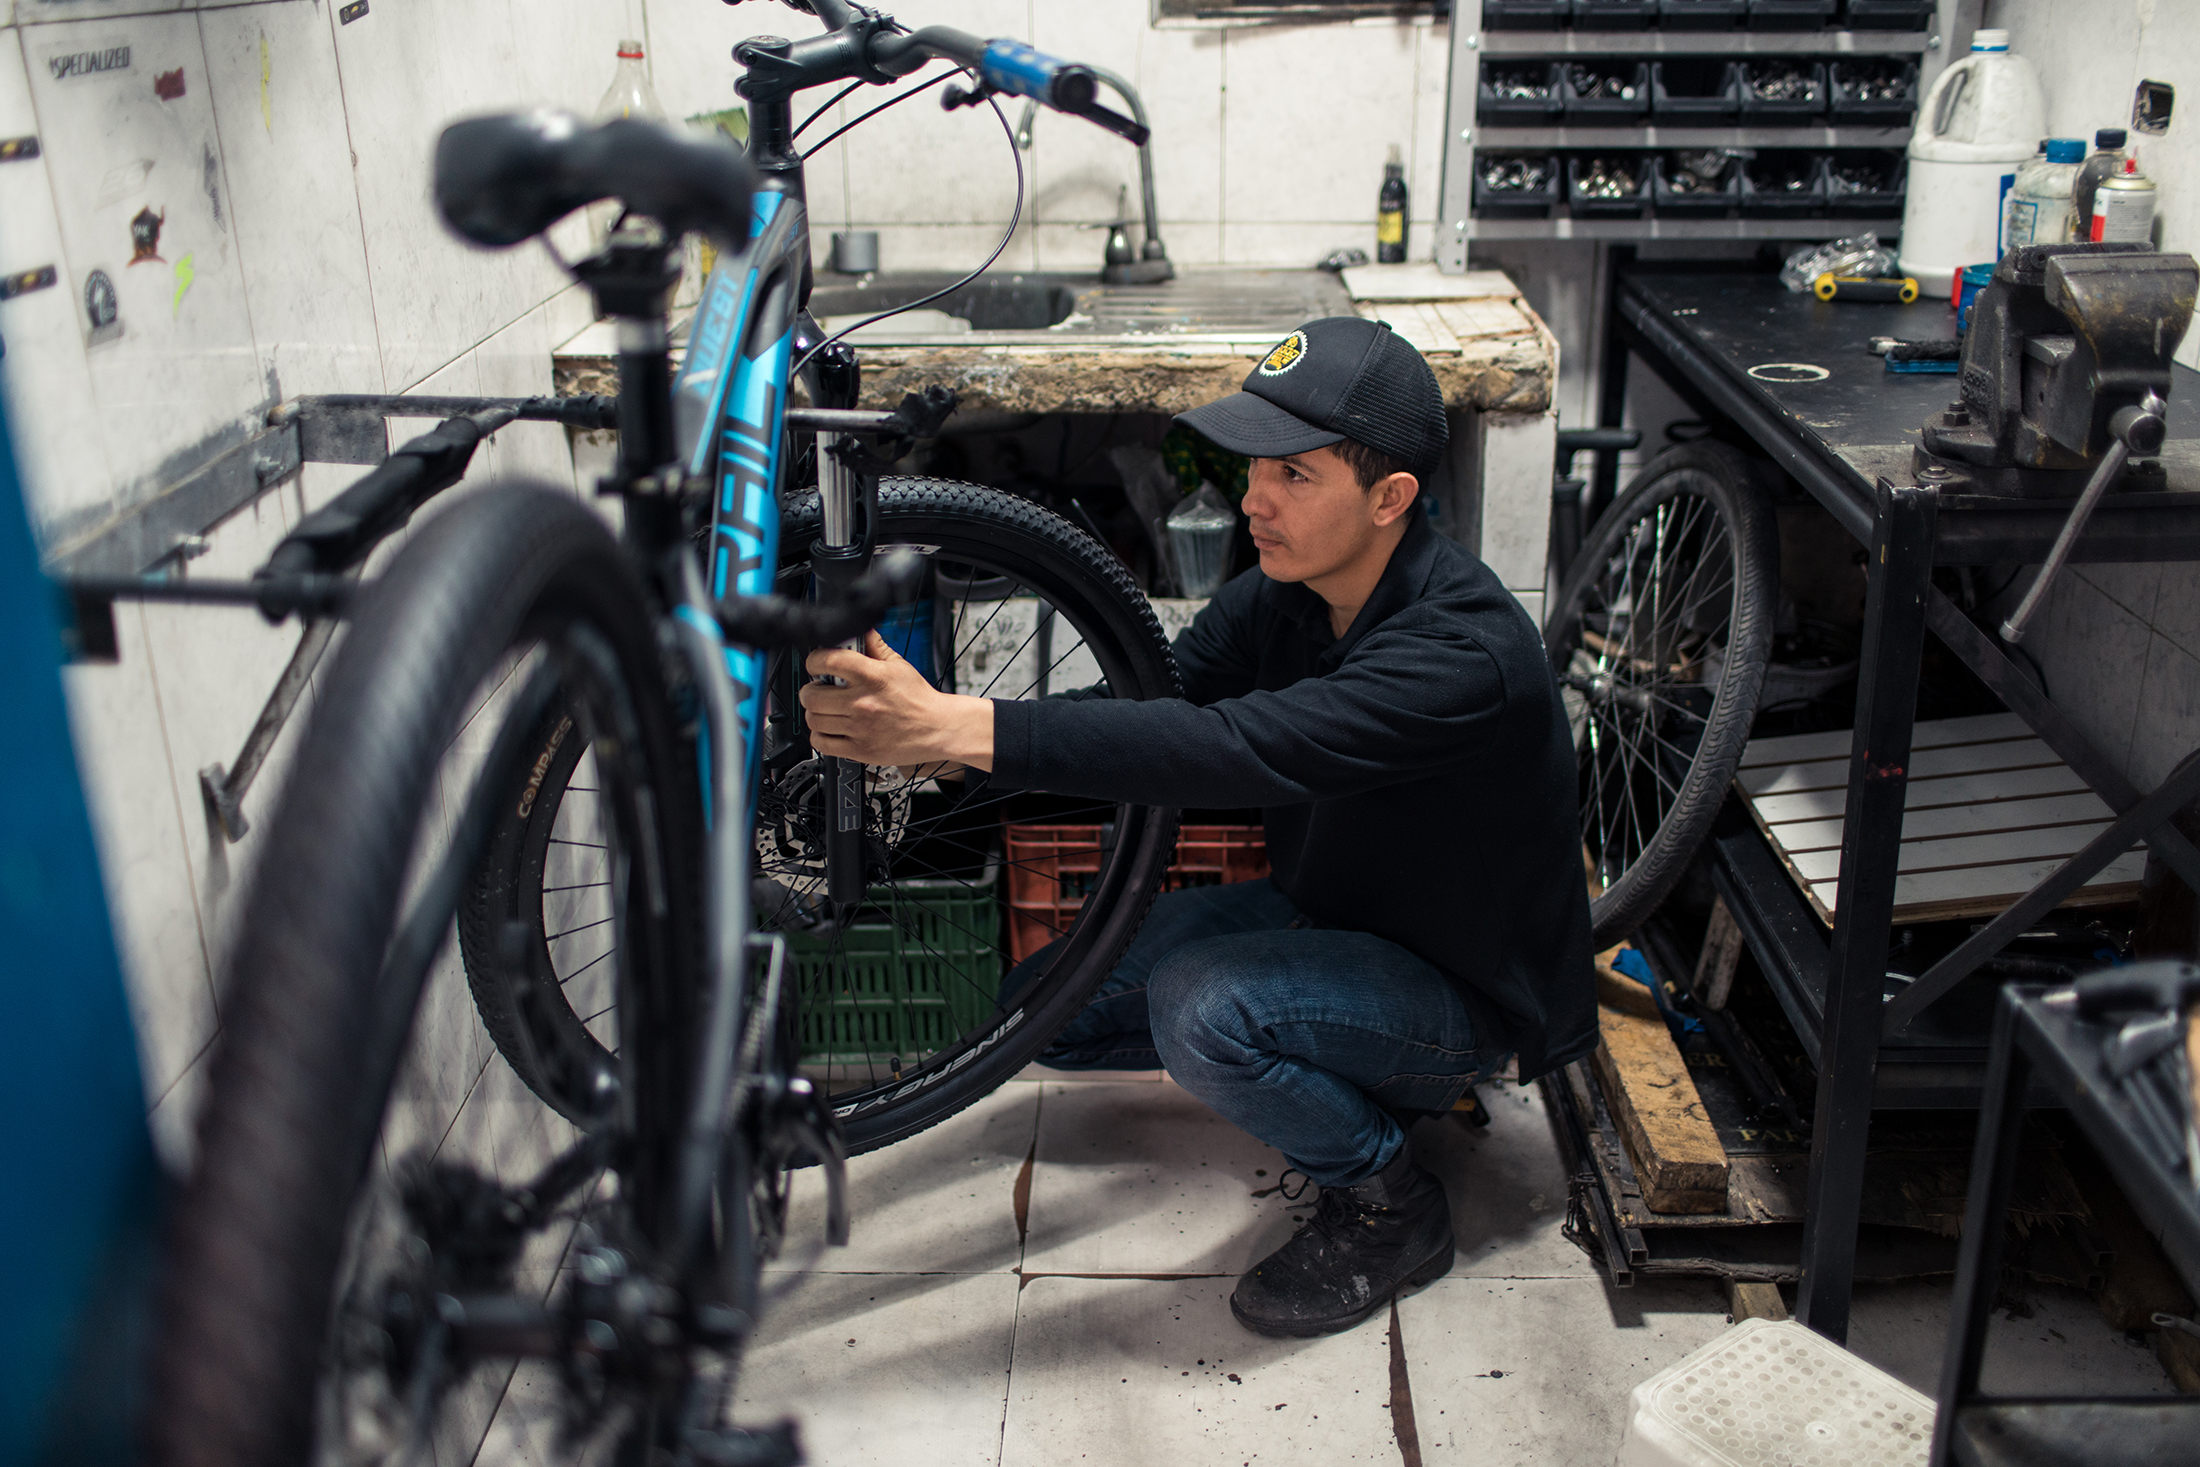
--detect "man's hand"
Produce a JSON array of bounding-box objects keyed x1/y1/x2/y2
[{"x1": 800, "y1": 630, "x2": 996, "y2": 772}]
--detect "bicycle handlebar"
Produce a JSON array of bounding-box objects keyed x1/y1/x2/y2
[
  {"x1": 728, "y1": 1, "x2": 1147, "y2": 145},
  {"x1": 881, "y1": 31, "x2": 1148, "y2": 145}
]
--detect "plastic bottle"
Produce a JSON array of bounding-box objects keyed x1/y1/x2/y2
[
  {"x1": 1896, "y1": 28, "x2": 2046, "y2": 295},
  {"x1": 2090, "y1": 160, "x2": 2158, "y2": 244},
  {"x1": 2070, "y1": 128, "x2": 2129, "y2": 238},
  {"x1": 1376, "y1": 145, "x2": 1408, "y2": 265},
  {"x1": 2004, "y1": 138, "x2": 2085, "y2": 250},
  {"x1": 589, "y1": 41, "x2": 670, "y2": 272},
  {"x1": 596, "y1": 39, "x2": 666, "y2": 123}
]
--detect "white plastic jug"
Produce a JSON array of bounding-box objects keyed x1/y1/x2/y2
[{"x1": 1897, "y1": 29, "x2": 2047, "y2": 296}]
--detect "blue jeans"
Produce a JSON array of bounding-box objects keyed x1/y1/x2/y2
[{"x1": 1025, "y1": 878, "x2": 1512, "y2": 1188}]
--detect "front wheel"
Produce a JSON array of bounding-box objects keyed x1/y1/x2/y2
[
  {"x1": 463, "y1": 479, "x2": 1182, "y2": 1156},
  {"x1": 147, "y1": 486, "x2": 706, "y2": 1465}
]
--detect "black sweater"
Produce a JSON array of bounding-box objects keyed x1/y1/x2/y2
[{"x1": 990, "y1": 513, "x2": 1597, "y2": 1080}]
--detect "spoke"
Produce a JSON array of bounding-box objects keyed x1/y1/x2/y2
[
  {"x1": 541, "y1": 880, "x2": 613, "y2": 895},
  {"x1": 556, "y1": 944, "x2": 616, "y2": 988},
  {"x1": 1002, "y1": 615, "x2": 1100, "y2": 702},
  {"x1": 544, "y1": 913, "x2": 616, "y2": 943},
  {"x1": 971, "y1": 603, "x2": 1052, "y2": 701}
]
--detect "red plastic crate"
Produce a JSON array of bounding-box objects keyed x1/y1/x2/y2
[{"x1": 1003, "y1": 823, "x2": 1271, "y2": 962}]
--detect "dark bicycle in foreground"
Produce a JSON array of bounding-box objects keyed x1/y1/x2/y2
[{"x1": 92, "y1": 4, "x2": 1178, "y2": 1462}]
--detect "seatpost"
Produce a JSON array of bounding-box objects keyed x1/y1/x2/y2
[{"x1": 576, "y1": 233, "x2": 685, "y2": 542}]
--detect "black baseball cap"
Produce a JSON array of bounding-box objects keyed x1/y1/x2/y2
[{"x1": 1175, "y1": 316, "x2": 1448, "y2": 483}]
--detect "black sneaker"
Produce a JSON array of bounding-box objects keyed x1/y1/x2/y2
[{"x1": 1229, "y1": 1152, "x2": 1454, "y2": 1338}]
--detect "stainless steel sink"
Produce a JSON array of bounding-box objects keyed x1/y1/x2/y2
[{"x1": 806, "y1": 267, "x2": 1353, "y2": 345}]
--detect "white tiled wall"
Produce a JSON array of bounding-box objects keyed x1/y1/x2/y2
[
  {"x1": 2, "y1": 0, "x2": 1450, "y2": 1138},
  {"x1": 1979, "y1": 0, "x2": 2200, "y2": 799}
]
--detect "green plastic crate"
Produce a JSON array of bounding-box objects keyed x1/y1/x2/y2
[{"x1": 787, "y1": 879, "x2": 1004, "y2": 1061}]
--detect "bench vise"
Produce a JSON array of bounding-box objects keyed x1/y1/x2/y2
[{"x1": 1917, "y1": 242, "x2": 2197, "y2": 497}]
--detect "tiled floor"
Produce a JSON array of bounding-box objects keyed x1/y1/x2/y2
[{"x1": 734, "y1": 1073, "x2": 2176, "y2": 1467}]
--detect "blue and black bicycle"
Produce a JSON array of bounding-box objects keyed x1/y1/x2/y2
[{"x1": 137, "y1": 4, "x2": 1178, "y2": 1461}]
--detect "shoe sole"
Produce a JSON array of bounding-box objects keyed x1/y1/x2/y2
[{"x1": 1228, "y1": 1239, "x2": 1456, "y2": 1340}]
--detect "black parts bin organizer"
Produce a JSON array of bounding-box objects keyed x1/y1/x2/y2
[{"x1": 1448, "y1": 1, "x2": 1927, "y2": 246}]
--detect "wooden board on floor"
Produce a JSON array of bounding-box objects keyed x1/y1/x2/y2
[
  {"x1": 1736, "y1": 714, "x2": 2146, "y2": 926},
  {"x1": 1591, "y1": 1005, "x2": 1730, "y2": 1214}
]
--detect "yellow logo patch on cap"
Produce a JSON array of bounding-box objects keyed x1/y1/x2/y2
[{"x1": 1258, "y1": 330, "x2": 1308, "y2": 376}]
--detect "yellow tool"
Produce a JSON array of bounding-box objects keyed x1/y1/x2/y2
[{"x1": 1814, "y1": 273, "x2": 1921, "y2": 304}]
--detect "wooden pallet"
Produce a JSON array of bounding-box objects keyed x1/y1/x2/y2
[{"x1": 1736, "y1": 712, "x2": 2147, "y2": 926}]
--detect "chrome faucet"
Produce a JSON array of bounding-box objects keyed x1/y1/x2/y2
[{"x1": 1017, "y1": 67, "x2": 1173, "y2": 285}]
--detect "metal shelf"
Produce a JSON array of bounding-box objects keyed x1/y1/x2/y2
[
  {"x1": 1469, "y1": 124, "x2": 1908, "y2": 147},
  {"x1": 1464, "y1": 215, "x2": 1872, "y2": 239},
  {"x1": 1476, "y1": 31, "x2": 1936, "y2": 55}
]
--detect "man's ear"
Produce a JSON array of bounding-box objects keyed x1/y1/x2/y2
[{"x1": 1369, "y1": 471, "x2": 1420, "y2": 527}]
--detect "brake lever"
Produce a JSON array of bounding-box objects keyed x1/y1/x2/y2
[{"x1": 1064, "y1": 98, "x2": 1149, "y2": 147}]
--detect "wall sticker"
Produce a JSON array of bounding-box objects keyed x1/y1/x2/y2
[
  {"x1": 128, "y1": 207, "x2": 167, "y2": 266},
  {"x1": 84, "y1": 270, "x2": 121, "y2": 347},
  {"x1": 47, "y1": 45, "x2": 132, "y2": 83}
]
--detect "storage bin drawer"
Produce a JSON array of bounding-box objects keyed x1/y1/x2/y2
[
  {"x1": 1652, "y1": 152, "x2": 1740, "y2": 217},
  {"x1": 1652, "y1": 59, "x2": 1740, "y2": 123},
  {"x1": 1739, "y1": 59, "x2": 1827, "y2": 123},
  {"x1": 1561, "y1": 60, "x2": 1651, "y2": 122},
  {"x1": 1746, "y1": 0, "x2": 1836, "y2": 28},
  {"x1": 1658, "y1": 0, "x2": 1747, "y2": 27},
  {"x1": 1472, "y1": 152, "x2": 1562, "y2": 218},
  {"x1": 1740, "y1": 152, "x2": 1826, "y2": 216},
  {"x1": 1479, "y1": 60, "x2": 1562, "y2": 125},
  {"x1": 1842, "y1": 0, "x2": 1932, "y2": 29},
  {"x1": 1482, "y1": 0, "x2": 1568, "y2": 27},
  {"x1": 1828, "y1": 58, "x2": 1918, "y2": 126},
  {"x1": 1824, "y1": 150, "x2": 1905, "y2": 216},
  {"x1": 1569, "y1": 154, "x2": 1651, "y2": 217},
  {"x1": 1572, "y1": 0, "x2": 1656, "y2": 28}
]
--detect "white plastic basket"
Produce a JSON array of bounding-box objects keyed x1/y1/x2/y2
[{"x1": 1619, "y1": 1318, "x2": 1935, "y2": 1467}]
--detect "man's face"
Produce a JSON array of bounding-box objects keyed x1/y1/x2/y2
[{"x1": 1241, "y1": 446, "x2": 1403, "y2": 586}]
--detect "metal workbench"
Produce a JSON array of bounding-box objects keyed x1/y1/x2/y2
[
  {"x1": 1597, "y1": 268, "x2": 2200, "y2": 1342},
  {"x1": 1931, "y1": 982, "x2": 2200, "y2": 1466}
]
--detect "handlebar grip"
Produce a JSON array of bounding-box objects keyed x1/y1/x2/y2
[{"x1": 978, "y1": 40, "x2": 1094, "y2": 110}]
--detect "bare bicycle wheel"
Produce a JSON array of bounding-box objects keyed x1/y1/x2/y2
[
  {"x1": 462, "y1": 480, "x2": 1181, "y2": 1157},
  {"x1": 1544, "y1": 440, "x2": 1778, "y2": 948}
]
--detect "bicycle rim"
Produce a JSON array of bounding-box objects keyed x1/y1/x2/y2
[
  {"x1": 464, "y1": 480, "x2": 1179, "y2": 1155},
  {"x1": 1546, "y1": 443, "x2": 1776, "y2": 947}
]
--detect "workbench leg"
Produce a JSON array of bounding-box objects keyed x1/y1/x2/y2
[
  {"x1": 1796, "y1": 483, "x2": 1938, "y2": 1343},
  {"x1": 1928, "y1": 994, "x2": 2031, "y2": 1467},
  {"x1": 1592, "y1": 249, "x2": 1633, "y2": 520}
]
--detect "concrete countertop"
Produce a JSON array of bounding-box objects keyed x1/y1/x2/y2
[{"x1": 551, "y1": 263, "x2": 1556, "y2": 418}]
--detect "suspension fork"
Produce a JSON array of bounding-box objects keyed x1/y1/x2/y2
[{"x1": 804, "y1": 332, "x2": 875, "y2": 907}]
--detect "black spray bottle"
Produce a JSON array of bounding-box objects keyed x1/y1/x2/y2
[{"x1": 1376, "y1": 145, "x2": 1408, "y2": 263}]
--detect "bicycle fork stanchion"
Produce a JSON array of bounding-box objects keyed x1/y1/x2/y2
[{"x1": 807, "y1": 340, "x2": 875, "y2": 909}]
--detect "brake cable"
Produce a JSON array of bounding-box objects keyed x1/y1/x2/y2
[
  {"x1": 793, "y1": 78, "x2": 867, "y2": 139},
  {"x1": 797, "y1": 65, "x2": 951, "y2": 157},
  {"x1": 791, "y1": 84, "x2": 1024, "y2": 375}
]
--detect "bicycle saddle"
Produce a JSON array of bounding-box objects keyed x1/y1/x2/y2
[{"x1": 435, "y1": 110, "x2": 756, "y2": 250}]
